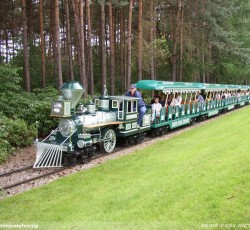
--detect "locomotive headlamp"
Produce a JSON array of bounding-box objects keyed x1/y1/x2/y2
[
  {"x1": 51, "y1": 100, "x2": 71, "y2": 117},
  {"x1": 59, "y1": 119, "x2": 76, "y2": 137},
  {"x1": 53, "y1": 102, "x2": 63, "y2": 113}
]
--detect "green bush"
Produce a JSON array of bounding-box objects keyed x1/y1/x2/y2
[
  {"x1": 0, "y1": 65, "x2": 59, "y2": 136},
  {"x1": 0, "y1": 65, "x2": 22, "y2": 93},
  {"x1": 0, "y1": 91, "x2": 58, "y2": 136},
  {"x1": 5, "y1": 118, "x2": 36, "y2": 147},
  {"x1": 0, "y1": 66, "x2": 60, "y2": 161},
  {"x1": 0, "y1": 113, "x2": 37, "y2": 163},
  {"x1": 0, "y1": 120, "x2": 14, "y2": 163}
]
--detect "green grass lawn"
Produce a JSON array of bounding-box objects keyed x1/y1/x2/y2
[{"x1": 0, "y1": 107, "x2": 250, "y2": 230}]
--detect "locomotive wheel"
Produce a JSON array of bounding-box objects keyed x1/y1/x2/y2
[{"x1": 100, "y1": 128, "x2": 117, "y2": 153}]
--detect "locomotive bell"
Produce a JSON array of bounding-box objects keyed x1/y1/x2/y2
[{"x1": 60, "y1": 81, "x2": 85, "y2": 108}]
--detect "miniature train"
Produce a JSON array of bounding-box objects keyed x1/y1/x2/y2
[{"x1": 33, "y1": 80, "x2": 250, "y2": 168}]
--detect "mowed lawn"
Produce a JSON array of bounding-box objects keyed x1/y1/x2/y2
[{"x1": 0, "y1": 107, "x2": 250, "y2": 230}]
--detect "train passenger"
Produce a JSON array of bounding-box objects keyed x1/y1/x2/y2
[
  {"x1": 206, "y1": 92, "x2": 212, "y2": 101},
  {"x1": 150, "y1": 91, "x2": 160, "y2": 104},
  {"x1": 125, "y1": 84, "x2": 146, "y2": 127},
  {"x1": 171, "y1": 93, "x2": 182, "y2": 107},
  {"x1": 222, "y1": 90, "x2": 228, "y2": 99},
  {"x1": 196, "y1": 91, "x2": 205, "y2": 104},
  {"x1": 215, "y1": 92, "x2": 221, "y2": 100},
  {"x1": 176, "y1": 92, "x2": 182, "y2": 104},
  {"x1": 151, "y1": 96, "x2": 162, "y2": 122},
  {"x1": 236, "y1": 90, "x2": 241, "y2": 102},
  {"x1": 160, "y1": 92, "x2": 166, "y2": 107},
  {"x1": 166, "y1": 94, "x2": 173, "y2": 106}
]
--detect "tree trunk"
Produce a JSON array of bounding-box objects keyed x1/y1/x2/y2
[
  {"x1": 48, "y1": 0, "x2": 53, "y2": 61},
  {"x1": 71, "y1": 1, "x2": 82, "y2": 82},
  {"x1": 54, "y1": 0, "x2": 63, "y2": 88},
  {"x1": 171, "y1": 0, "x2": 181, "y2": 82},
  {"x1": 137, "y1": 0, "x2": 143, "y2": 81},
  {"x1": 109, "y1": 0, "x2": 115, "y2": 95},
  {"x1": 179, "y1": 0, "x2": 184, "y2": 82},
  {"x1": 120, "y1": 7, "x2": 126, "y2": 92},
  {"x1": 207, "y1": 42, "x2": 212, "y2": 82},
  {"x1": 202, "y1": 0, "x2": 206, "y2": 83},
  {"x1": 195, "y1": 0, "x2": 200, "y2": 82},
  {"x1": 100, "y1": 2, "x2": 106, "y2": 94},
  {"x1": 39, "y1": 0, "x2": 46, "y2": 87},
  {"x1": 79, "y1": 0, "x2": 87, "y2": 92},
  {"x1": 127, "y1": 0, "x2": 133, "y2": 89},
  {"x1": 150, "y1": 0, "x2": 155, "y2": 80},
  {"x1": 21, "y1": 0, "x2": 31, "y2": 92},
  {"x1": 86, "y1": 0, "x2": 94, "y2": 95},
  {"x1": 71, "y1": 0, "x2": 87, "y2": 95},
  {"x1": 65, "y1": 0, "x2": 74, "y2": 81}
]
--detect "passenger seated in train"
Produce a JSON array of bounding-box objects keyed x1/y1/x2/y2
[
  {"x1": 196, "y1": 91, "x2": 205, "y2": 105},
  {"x1": 236, "y1": 89, "x2": 241, "y2": 102},
  {"x1": 222, "y1": 90, "x2": 228, "y2": 99},
  {"x1": 151, "y1": 96, "x2": 162, "y2": 122},
  {"x1": 166, "y1": 93, "x2": 173, "y2": 106},
  {"x1": 206, "y1": 92, "x2": 212, "y2": 102},
  {"x1": 170, "y1": 92, "x2": 182, "y2": 107},
  {"x1": 215, "y1": 92, "x2": 221, "y2": 100},
  {"x1": 150, "y1": 91, "x2": 160, "y2": 104},
  {"x1": 160, "y1": 92, "x2": 166, "y2": 107},
  {"x1": 177, "y1": 92, "x2": 182, "y2": 104}
]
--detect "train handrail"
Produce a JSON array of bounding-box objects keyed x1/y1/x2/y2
[{"x1": 41, "y1": 127, "x2": 59, "y2": 143}]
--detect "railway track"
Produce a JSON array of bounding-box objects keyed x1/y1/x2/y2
[
  {"x1": 0, "y1": 164, "x2": 33, "y2": 178},
  {"x1": 0, "y1": 165, "x2": 75, "y2": 190},
  {"x1": 0, "y1": 145, "x2": 131, "y2": 191}
]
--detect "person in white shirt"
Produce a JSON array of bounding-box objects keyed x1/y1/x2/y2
[
  {"x1": 215, "y1": 92, "x2": 221, "y2": 100},
  {"x1": 171, "y1": 93, "x2": 182, "y2": 107},
  {"x1": 236, "y1": 90, "x2": 241, "y2": 102},
  {"x1": 151, "y1": 96, "x2": 162, "y2": 122},
  {"x1": 176, "y1": 92, "x2": 182, "y2": 105},
  {"x1": 222, "y1": 90, "x2": 228, "y2": 99}
]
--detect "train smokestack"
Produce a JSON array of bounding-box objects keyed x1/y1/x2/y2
[{"x1": 60, "y1": 81, "x2": 85, "y2": 108}]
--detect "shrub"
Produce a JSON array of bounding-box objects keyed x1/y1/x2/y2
[
  {"x1": 0, "y1": 71, "x2": 59, "y2": 136},
  {"x1": 0, "y1": 113, "x2": 37, "y2": 163},
  {"x1": 0, "y1": 113, "x2": 15, "y2": 163},
  {"x1": 0, "y1": 65, "x2": 22, "y2": 93},
  {"x1": 0, "y1": 66, "x2": 59, "y2": 162},
  {"x1": 4, "y1": 118, "x2": 37, "y2": 148}
]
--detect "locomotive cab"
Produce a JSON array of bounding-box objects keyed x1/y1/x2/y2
[{"x1": 108, "y1": 96, "x2": 151, "y2": 137}]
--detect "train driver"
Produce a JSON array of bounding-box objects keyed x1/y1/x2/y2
[{"x1": 125, "y1": 84, "x2": 146, "y2": 127}]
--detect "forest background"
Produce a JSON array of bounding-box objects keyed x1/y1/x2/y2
[
  {"x1": 0, "y1": 0, "x2": 250, "y2": 160},
  {"x1": 1, "y1": 0, "x2": 250, "y2": 94}
]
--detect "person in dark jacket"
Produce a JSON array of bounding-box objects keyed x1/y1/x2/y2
[{"x1": 125, "y1": 84, "x2": 146, "y2": 127}]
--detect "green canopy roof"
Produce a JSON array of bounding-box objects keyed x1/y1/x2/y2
[
  {"x1": 200, "y1": 83, "x2": 227, "y2": 92},
  {"x1": 239, "y1": 85, "x2": 249, "y2": 90},
  {"x1": 135, "y1": 80, "x2": 200, "y2": 93},
  {"x1": 135, "y1": 80, "x2": 248, "y2": 93}
]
